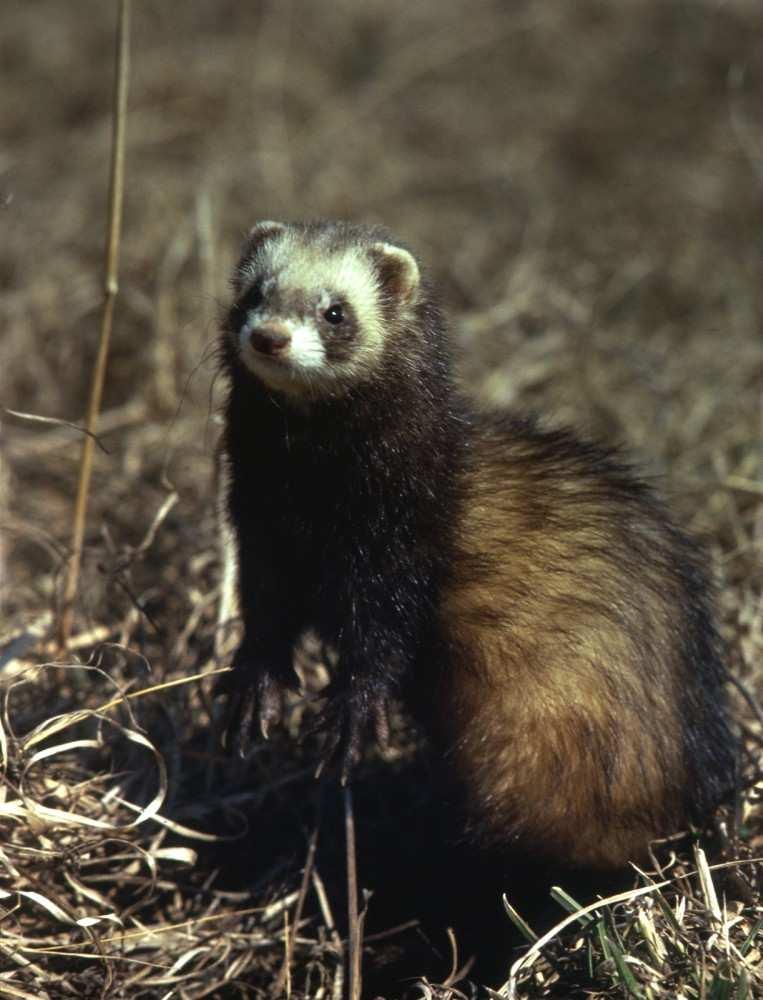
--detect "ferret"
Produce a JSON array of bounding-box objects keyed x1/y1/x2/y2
[{"x1": 216, "y1": 219, "x2": 736, "y2": 871}]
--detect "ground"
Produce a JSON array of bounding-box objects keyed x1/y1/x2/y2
[{"x1": 1, "y1": 1, "x2": 761, "y2": 997}]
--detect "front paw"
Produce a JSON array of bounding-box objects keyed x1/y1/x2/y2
[
  {"x1": 214, "y1": 651, "x2": 300, "y2": 757},
  {"x1": 315, "y1": 684, "x2": 390, "y2": 783}
]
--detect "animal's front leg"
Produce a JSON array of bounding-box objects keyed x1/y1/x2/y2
[
  {"x1": 317, "y1": 669, "x2": 393, "y2": 781},
  {"x1": 316, "y1": 591, "x2": 418, "y2": 779},
  {"x1": 314, "y1": 540, "x2": 432, "y2": 777},
  {"x1": 215, "y1": 529, "x2": 304, "y2": 756},
  {"x1": 215, "y1": 637, "x2": 301, "y2": 755}
]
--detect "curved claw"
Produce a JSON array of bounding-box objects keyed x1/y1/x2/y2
[
  {"x1": 214, "y1": 662, "x2": 296, "y2": 757},
  {"x1": 312, "y1": 687, "x2": 390, "y2": 782}
]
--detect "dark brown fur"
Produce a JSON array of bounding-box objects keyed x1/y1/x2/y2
[{"x1": 218, "y1": 220, "x2": 736, "y2": 871}]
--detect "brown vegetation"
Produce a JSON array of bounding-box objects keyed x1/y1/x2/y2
[{"x1": 1, "y1": 1, "x2": 761, "y2": 996}]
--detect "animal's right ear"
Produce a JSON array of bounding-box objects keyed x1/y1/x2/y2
[
  {"x1": 243, "y1": 220, "x2": 286, "y2": 254},
  {"x1": 233, "y1": 221, "x2": 286, "y2": 293}
]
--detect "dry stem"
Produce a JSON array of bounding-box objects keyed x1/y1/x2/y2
[
  {"x1": 58, "y1": 0, "x2": 131, "y2": 649},
  {"x1": 344, "y1": 783, "x2": 363, "y2": 1000}
]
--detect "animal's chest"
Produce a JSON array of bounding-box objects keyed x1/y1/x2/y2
[{"x1": 240, "y1": 439, "x2": 381, "y2": 559}]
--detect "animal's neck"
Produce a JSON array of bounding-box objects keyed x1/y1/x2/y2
[{"x1": 227, "y1": 352, "x2": 459, "y2": 456}]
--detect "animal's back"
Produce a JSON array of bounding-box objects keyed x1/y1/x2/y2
[{"x1": 431, "y1": 413, "x2": 735, "y2": 869}]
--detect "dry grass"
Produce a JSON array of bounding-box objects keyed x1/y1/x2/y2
[{"x1": 1, "y1": 0, "x2": 762, "y2": 996}]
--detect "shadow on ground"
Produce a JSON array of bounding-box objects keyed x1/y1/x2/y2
[{"x1": 200, "y1": 747, "x2": 634, "y2": 998}]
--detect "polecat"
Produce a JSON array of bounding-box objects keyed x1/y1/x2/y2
[{"x1": 216, "y1": 219, "x2": 735, "y2": 870}]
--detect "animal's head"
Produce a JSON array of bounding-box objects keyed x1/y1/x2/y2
[{"x1": 226, "y1": 220, "x2": 422, "y2": 397}]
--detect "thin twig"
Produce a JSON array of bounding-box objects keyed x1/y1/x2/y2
[
  {"x1": 282, "y1": 910, "x2": 291, "y2": 999},
  {"x1": 58, "y1": 0, "x2": 131, "y2": 650},
  {"x1": 5, "y1": 400, "x2": 147, "y2": 459},
  {"x1": 273, "y1": 819, "x2": 321, "y2": 996},
  {"x1": 344, "y1": 783, "x2": 362, "y2": 1000},
  {"x1": 311, "y1": 869, "x2": 340, "y2": 946},
  {"x1": 311, "y1": 868, "x2": 344, "y2": 1000},
  {"x1": 2, "y1": 408, "x2": 109, "y2": 454}
]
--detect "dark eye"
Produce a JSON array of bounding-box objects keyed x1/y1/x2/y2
[{"x1": 324, "y1": 304, "x2": 344, "y2": 325}]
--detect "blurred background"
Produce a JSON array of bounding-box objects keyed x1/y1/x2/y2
[
  {"x1": 1, "y1": 1, "x2": 762, "y2": 993},
  {"x1": 3, "y1": 0, "x2": 762, "y2": 620}
]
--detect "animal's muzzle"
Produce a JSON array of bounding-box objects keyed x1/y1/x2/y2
[{"x1": 249, "y1": 323, "x2": 292, "y2": 357}]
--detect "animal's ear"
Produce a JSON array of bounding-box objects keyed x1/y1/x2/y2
[
  {"x1": 248, "y1": 220, "x2": 286, "y2": 241},
  {"x1": 233, "y1": 221, "x2": 286, "y2": 292},
  {"x1": 243, "y1": 220, "x2": 286, "y2": 253},
  {"x1": 371, "y1": 242, "x2": 420, "y2": 305}
]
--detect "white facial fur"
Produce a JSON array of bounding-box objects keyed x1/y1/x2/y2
[
  {"x1": 232, "y1": 225, "x2": 420, "y2": 398},
  {"x1": 269, "y1": 231, "x2": 385, "y2": 350},
  {"x1": 237, "y1": 314, "x2": 326, "y2": 374}
]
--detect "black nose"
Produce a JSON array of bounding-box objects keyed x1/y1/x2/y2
[{"x1": 249, "y1": 325, "x2": 291, "y2": 357}]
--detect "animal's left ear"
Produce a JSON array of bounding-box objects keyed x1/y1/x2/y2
[{"x1": 371, "y1": 242, "x2": 420, "y2": 305}]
